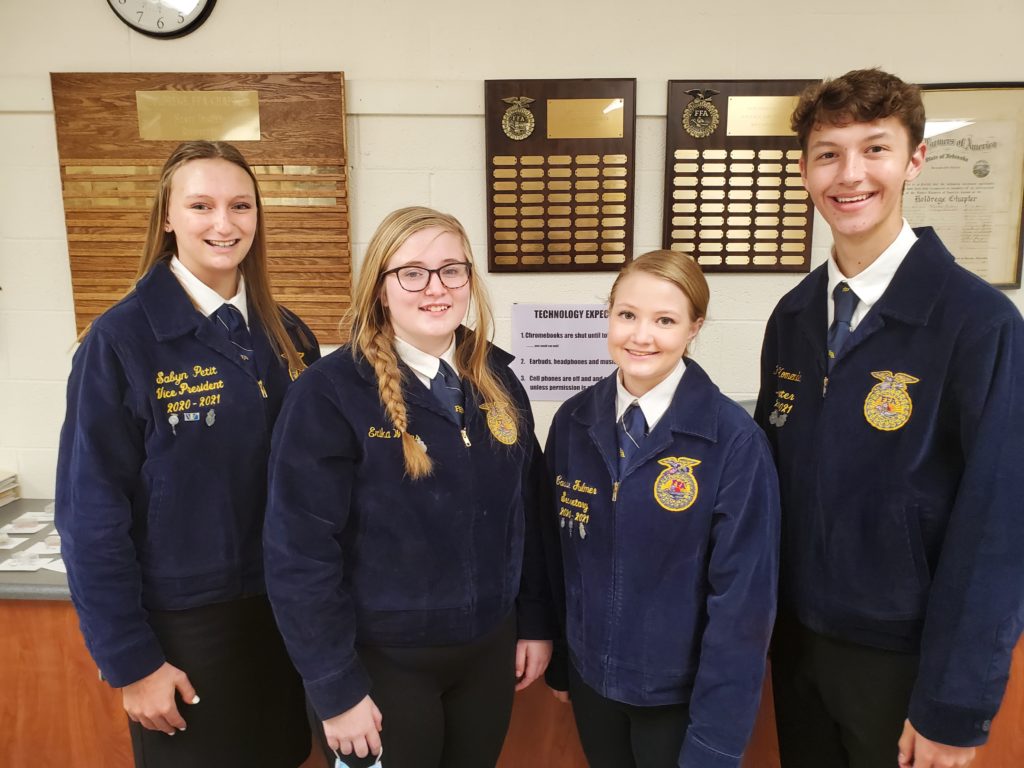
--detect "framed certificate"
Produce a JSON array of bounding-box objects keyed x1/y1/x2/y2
[{"x1": 903, "y1": 83, "x2": 1024, "y2": 288}]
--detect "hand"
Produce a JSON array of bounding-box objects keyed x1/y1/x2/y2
[
  {"x1": 121, "y1": 661, "x2": 199, "y2": 735},
  {"x1": 514, "y1": 639, "x2": 553, "y2": 691},
  {"x1": 898, "y1": 720, "x2": 976, "y2": 768},
  {"x1": 550, "y1": 687, "x2": 570, "y2": 704},
  {"x1": 323, "y1": 696, "x2": 383, "y2": 760}
]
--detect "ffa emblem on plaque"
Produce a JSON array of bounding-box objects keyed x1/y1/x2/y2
[
  {"x1": 682, "y1": 89, "x2": 720, "y2": 139},
  {"x1": 481, "y1": 403, "x2": 517, "y2": 445},
  {"x1": 768, "y1": 409, "x2": 788, "y2": 427},
  {"x1": 653, "y1": 456, "x2": 701, "y2": 512},
  {"x1": 501, "y1": 96, "x2": 536, "y2": 141},
  {"x1": 863, "y1": 371, "x2": 920, "y2": 431}
]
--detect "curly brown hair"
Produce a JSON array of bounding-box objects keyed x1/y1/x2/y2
[{"x1": 791, "y1": 68, "x2": 925, "y2": 153}]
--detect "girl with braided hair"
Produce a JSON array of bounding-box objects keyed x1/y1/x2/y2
[{"x1": 264, "y1": 207, "x2": 555, "y2": 768}]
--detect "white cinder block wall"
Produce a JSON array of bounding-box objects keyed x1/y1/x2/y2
[{"x1": 1, "y1": 0, "x2": 1022, "y2": 496}]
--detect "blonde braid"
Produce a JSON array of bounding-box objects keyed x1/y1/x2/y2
[{"x1": 368, "y1": 332, "x2": 432, "y2": 478}]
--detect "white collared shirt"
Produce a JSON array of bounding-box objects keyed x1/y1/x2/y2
[
  {"x1": 615, "y1": 358, "x2": 686, "y2": 432},
  {"x1": 169, "y1": 256, "x2": 250, "y2": 326},
  {"x1": 826, "y1": 219, "x2": 917, "y2": 332},
  {"x1": 393, "y1": 335, "x2": 459, "y2": 389}
]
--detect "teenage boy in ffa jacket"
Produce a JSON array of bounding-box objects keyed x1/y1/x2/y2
[{"x1": 755, "y1": 69, "x2": 1024, "y2": 768}]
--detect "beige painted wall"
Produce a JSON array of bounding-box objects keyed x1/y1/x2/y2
[{"x1": 1, "y1": 0, "x2": 1022, "y2": 496}]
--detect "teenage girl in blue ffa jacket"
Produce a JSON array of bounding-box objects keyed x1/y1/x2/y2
[
  {"x1": 264, "y1": 206, "x2": 554, "y2": 768},
  {"x1": 545, "y1": 251, "x2": 780, "y2": 768},
  {"x1": 56, "y1": 141, "x2": 320, "y2": 768}
]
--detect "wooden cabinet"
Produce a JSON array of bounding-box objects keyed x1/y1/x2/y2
[{"x1": 3, "y1": 599, "x2": 1022, "y2": 767}]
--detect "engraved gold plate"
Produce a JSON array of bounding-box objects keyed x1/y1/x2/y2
[
  {"x1": 547, "y1": 99, "x2": 625, "y2": 139},
  {"x1": 726, "y1": 96, "x2": 800, "y2": 137},
  {"x1": 136, "y1": 90, "x2": 261, "y2": 141}
]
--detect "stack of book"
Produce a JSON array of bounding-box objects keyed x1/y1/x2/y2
[{"x1": 0, "y1": 469, "x2": 19, "y2": 507}]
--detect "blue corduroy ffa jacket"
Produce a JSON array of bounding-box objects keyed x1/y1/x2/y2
[
  {"x1": 263, "y1": 335, "x2": 555, "y2": 720},
  {"x1": 55, "y1": 262, "x2": 320, "y2": 688},
  {"x1": 755, "y1": 227, "x2": 1024, "y2": 746},
  {"x1": 546, "y1": 360, "x2": 780, "y2": 768}
]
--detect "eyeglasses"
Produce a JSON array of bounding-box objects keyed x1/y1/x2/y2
[{"x1": 381, "y1": 262, "x2": 472, "y2": 292}]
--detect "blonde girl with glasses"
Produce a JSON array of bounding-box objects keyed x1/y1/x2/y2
[{"x1": 264, "y1": 206, "x2": 555, "y2": 768}]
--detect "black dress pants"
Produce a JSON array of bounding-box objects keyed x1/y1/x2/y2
[
  {"x1": 568, "y1": 663, "x2": 691, "y2": 768},
  {"x1": 128, "y1": 595, "x2": 310, "y2": 768},
  {"x1": 771, "y1": 615, "x2": 919, "y2": 768},
  {"x1": 328, "y1": 612, "x2": 517, "y2": 768}
]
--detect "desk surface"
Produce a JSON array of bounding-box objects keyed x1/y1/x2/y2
[{"x1": 0, "y1": 498, "x2": 69, "y2": 601}]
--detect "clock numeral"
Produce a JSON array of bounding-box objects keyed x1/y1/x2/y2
[
  {"x1": 178, "y1": 13, "x2": 185, "y2": 23},
  {"x1": 117, "y1": 0, "x2": 126, "y2": 4},
  {"x1": 156, "y1": 17, "x2": 165, "y2": 29},
  {"x1": 136, "y1": 11, "x2": 144, "y2": 22}
]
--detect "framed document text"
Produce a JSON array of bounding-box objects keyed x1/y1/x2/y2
[{"x1": 903, "y1": 83, "x2": 1024, "y2": 288}]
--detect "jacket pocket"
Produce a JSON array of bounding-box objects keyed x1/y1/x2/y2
[{"x1": 827, "y1": 502, "x2": 930, "y2": 621}]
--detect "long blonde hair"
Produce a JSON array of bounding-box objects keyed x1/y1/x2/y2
[
  {"x1": 82, "y1": 141, "x2": 309, "y2": 372},
  {"x1": 344, "y1": 206, "x2": 516, "y2": 478}
]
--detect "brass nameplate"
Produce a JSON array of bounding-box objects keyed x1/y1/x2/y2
[
  {"x1": 726, "y1": 96, "x2": 799, "y2": 137},
  {"x1": 136, "y1": 90, "x2": 261, "y2": 141},
  {"x1": 547, "y1": 98, "x2": 625, "y2": 139}
]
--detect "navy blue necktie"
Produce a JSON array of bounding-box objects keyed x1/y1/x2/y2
[
  {"x1": 827, "y1": 282, "x2": 860, "y2": 372},
  {"x1": 212, "y1": 303, "x2": 257, "y2": 377},
  {"x1": 430, "y1": 359, "x2": 464, "y2": 427},
  {"x1": 618, "y1": 402, "x2": 647, "y2": 475}
]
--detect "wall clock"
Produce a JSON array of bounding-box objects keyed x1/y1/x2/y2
[{"x1": 106, "y1": 0, "x2": 216, "y2": 39}]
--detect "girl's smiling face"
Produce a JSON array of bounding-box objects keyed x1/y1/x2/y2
[{"x1": 607, "y1": 270, "x2": 703, "y2": 397}]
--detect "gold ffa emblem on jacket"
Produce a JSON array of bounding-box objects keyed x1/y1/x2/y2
[
  {"x1": 863, "y1": 371, "x2": 920, "y2": 431},
  {"x1": 653, "y1": 456, "x2": 701, "y2": 512},
  {"x1": 482, "y1": 403, "x2": 517, "y2": 445}
]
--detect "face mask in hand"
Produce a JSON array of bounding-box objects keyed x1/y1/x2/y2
[{"x1": 334, "y1": 744, "x2": 383, "y2": 768}]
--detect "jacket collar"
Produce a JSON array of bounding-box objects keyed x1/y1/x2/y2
[
  {"x1": 776, "y1": 227, "x2": 955, "y2": 366},
  {"x1": 571, "y1": 358, "x2": 723, "y2": 481},
  {"x1": 572, "y1": 358, "x2": 721, "y2": 442},
  {"x1": 135, "y1": 261, "x2": 278, "y2": 380},
  {"x1": 136, "y1": 260, "x2": 206, "y2": 342},
  {"x1": 351, "y1": 326, "x2": 510, "y2": 386}
]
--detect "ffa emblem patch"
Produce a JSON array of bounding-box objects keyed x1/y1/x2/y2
[
  {"x1": 768, "y1": 410, "x2": 788, "y2": 427},
  {"x1": 653, "y1": 456, "x2": 701, "y2": 512},
  {"x1": 682, "y1": 89, "x2": 720, "y2": 139},
  {"x1": 863, "y1": 371, "x2": 919, "y2": 431},
  {"x1": 205, "y1": 409, "x2": 216, "y2": 427},
  {"x1": 501, "y1": 96, "x2": 536, "y2": 141},
  {"x1": 481, "y1": 403, "x2": 517, "y2": 445}
]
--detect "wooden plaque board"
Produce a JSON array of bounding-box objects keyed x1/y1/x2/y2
[
  {"x1": 663, "y1": 79, "x2": 818, "y2": 273},
  {"x1": 484, "y1": 78, "x2": 637, "y2": 272},
  {"x1": 50, "y1": 72, "x2": 350, "y2": 344}
]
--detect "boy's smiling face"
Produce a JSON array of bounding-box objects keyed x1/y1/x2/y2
[{"x1": 801, "y1": 117, "x2": 926, "y2": 264}]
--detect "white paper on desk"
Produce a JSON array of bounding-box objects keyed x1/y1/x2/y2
[
  {"x1": 42, "y1": 559, "x2": 67, "y2": 574},
  {"x1": 22, "y1": 510, "x2": 55, "y2": 523},
  {"x1": 1, "y1": 519, "x2": 48, "y2": 535},
  {"x1": 25, "y1": 540, "x2": 61, "y2": 556},
  {"x1": 0, "y1": 536, "x2": 28, "y2": 550},
  {"x1": 0, "y1": 556, "x2": 54, "y2": 571}
]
